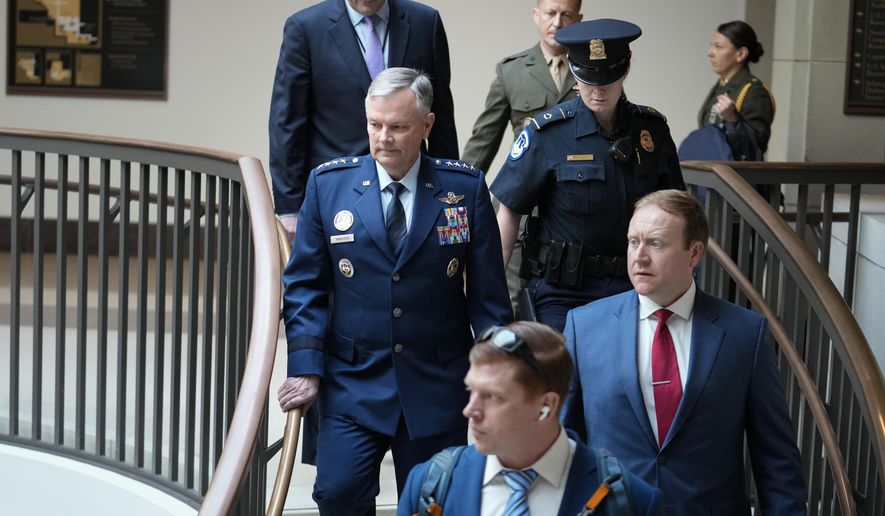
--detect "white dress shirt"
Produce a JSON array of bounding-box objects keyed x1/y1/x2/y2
[
  {"x1": 480, "y1": 426, "x2": 576, "y2": 516},
  {"x1": 344, "y1": 0, "x2": 390, "y2": 67},
  {"x1": 637, "y1": 281, "x2": 696, "y2": 444},
  {"x1": 377, "y1": 158, "x2": 419, "y2": 231}
]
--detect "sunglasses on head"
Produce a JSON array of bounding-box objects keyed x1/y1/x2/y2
[{"x1": 477, "y1": 326, "x2": 553, "y2": 392}]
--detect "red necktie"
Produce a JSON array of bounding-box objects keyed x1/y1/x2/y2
[{"x1": 652, "y1": 308, "x2": 682, "y2": 447}]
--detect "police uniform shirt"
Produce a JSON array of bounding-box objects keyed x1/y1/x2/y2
[
  {"x1": 480, "y1": 426, "x2": 576, "y2": 516},
  {"x1": 490, "y1": 96, "x2": 684, "y2": 257},
  {"x1": 377, "y1": 157, "x2": 420, "y2": 231},
  {"x1": 637, "y1": 281, "x2": 695, "y2": 444},
  {"x1": 344, "y1": 0, "x2": 390, "y2": 66}
]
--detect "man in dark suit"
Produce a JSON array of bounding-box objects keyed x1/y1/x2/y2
[
  {"x1": 278, "y1": 68, "x2": 510, "y2": 515},
  {"x1": 462, "y1": 0, "x2": 582, "y2": 312},
  {"x1": 562, "y1": 189, "x2": 807, "y2": 514},
  {"x1": 269, "y1": 0, "x2": 459, "y2": 239},
  {"x1": 398, "y1": 321, "x2": 661, "y2": 516}
]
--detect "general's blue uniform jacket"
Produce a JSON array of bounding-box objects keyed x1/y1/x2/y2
[
  {"x1": 283, "y1": 154, "x2": 512, "y2": 440},
  {"x1": 562, "y1": 289, "x2": 807, "y2": 515}
]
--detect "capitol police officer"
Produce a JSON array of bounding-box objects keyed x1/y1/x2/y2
[
  {"x1": 278, "y1": 67, "x2": 511, "y2": 515},
  {"x1": 490, "y1": 19, "x2": 685, "y2": 332}
]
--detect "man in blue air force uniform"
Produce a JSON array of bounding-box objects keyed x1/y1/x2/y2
[{"x1": 278, "y1": 67, "x2": 512, "y2": 515}]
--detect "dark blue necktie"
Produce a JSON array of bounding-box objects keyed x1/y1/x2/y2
[{"x1": 386, "y1": 182, "x2": 407, "y2": 256}]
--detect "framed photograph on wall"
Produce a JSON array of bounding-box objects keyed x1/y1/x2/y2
[
  {"x1": 845, "y1": 0, "x2": 885, "y2": 115},
  {"x1": 7, "y1": 0, "x2": 169, "y2": 99}
]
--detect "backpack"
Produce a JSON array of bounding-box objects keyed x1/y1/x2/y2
[{"x1": 416, "y1": 445, "x2": 633, "y2": 516}]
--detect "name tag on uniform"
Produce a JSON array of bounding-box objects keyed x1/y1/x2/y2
[
  {"x1": 330, "y1": 234, "x2": 355, "y2": 244},
  {"x1": 567, "y1": 154, "x2": 595, "y2": 161}
]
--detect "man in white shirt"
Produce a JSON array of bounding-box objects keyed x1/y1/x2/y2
[
  {"x1": 562, "y1": 189, "x2": 807, "y2": 515},
  {"x1": 397, "y1": 321, "x2": 661, "y2": 516}
]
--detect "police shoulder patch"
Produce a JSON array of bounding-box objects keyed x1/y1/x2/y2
[
  {"x1": 314, "y1": 157, "x2": 361, "y2": 174},
  {"x1": 631, "y1": 104, "x2": 668, "y2": 122},
  {"x1": 509, "y1": 128, "x2": 531, "y2": 161}
]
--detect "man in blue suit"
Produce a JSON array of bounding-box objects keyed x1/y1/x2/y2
[
  {"x1": 269, "y1": 0, "x2": 458, "y2": 240},
  {"x1": 398, "y1": 321, "x2": 661, "y2": 516},
  {"x1": 562, "y1": 190, "x2": 807, "y2": 515},
  {"x1": 278, "y1": 68, "x2": 511, "y2": 515}
]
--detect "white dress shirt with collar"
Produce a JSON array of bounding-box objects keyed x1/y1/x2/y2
[
  {"x1": 637, "y1": 280, "x2": 696, "y2": 445},
  {"x1": 480, "y1": 426, "x2": 576, "y2": 516},
  {"x1": 377, "y1": 157, "x2": 419, "y2": 231}
]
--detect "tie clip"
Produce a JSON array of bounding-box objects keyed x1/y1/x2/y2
[{"x1": 651, "y1": 380, "x2": 671, "y2": 386}]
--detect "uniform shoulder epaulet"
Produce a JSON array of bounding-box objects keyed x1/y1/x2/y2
[
  {"x1": 500, "y1": 48, "x2": 530, "y2": 64},
  {"x1": 527, "y1": 106, "x2": 575, "y2": 131},
  {"x1": 432, "y1": 158, "x2": 480, "y2": 175},
  {"x1": 313, "y1": 157, "x2": 362, "y2": 174},
  {"x1": 735, "y1": 78, "x2": 776, "y2": 115},
  {"x1": 631, "y1": 104, "x2": 668, "y2": 122}
]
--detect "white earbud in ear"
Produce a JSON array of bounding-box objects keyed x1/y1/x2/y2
[{"x1": 538, "y1": 405, "x2": 551, "y2": 421}]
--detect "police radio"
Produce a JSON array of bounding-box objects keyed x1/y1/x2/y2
[{"x1": 608, "y1": 135, "x2": 633, "y2": 163}]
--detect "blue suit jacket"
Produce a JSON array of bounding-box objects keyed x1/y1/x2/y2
[
  {"x1": 397, "y1": 432, "x2": 662, "y2": 516},
  {"x1": 283, "y1": 154, "x2": 511, "y2": 441},
  {"x1": 269, "y1": 0, "x2": 459, "y2": 215},
  {"x1": 561, "y1": 289, "x2": 807, "y2": 515}
]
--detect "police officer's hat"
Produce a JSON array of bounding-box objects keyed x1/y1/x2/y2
[{"x1": 555, "y1": 19, "x2": 641, "y2": 86}]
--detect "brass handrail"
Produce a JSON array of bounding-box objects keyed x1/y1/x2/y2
[
  {"x1": 706, "y1": 239, "x2": 855, "y2": 514},
  {"x1": 683, "y1": 161, "x2": 885, "y2": 500},
  {"x1": 266, "y1": 220, "x2": 302, "y2": 516},
  {"x1": 1, "y1": 128, "x2": 284, "y2": 512},
  {"x1": 198, "y1": 157, "x2": 282, "y2": 515}
]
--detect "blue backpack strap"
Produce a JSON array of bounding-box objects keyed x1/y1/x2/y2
[
  {"x1": 577, "y1": 448, "x2": 635, "y2": 516},
  {"x1": 416, "y1": 445, "x2": 467, "y2": 516},
  {"x1": 595, "y1": 448, "x2": 634, "y2": 516}
]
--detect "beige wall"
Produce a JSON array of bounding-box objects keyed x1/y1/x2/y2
[
  {"x1": 3, "y1": 0, "x2": 879, "y2": 181},
  {"x1": 1, "y1": 1, "x2": 746, "y2": 176},
  {"x1": 768, "y1": 0, "x2": 885, "y2": 162}
]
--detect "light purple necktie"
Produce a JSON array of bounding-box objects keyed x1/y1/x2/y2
[{"x1": 363, "y1": 14, "x2": 385, "y2": 79}]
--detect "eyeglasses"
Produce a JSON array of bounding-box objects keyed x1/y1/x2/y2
[{"x1": 477, "y1": 326, "x2": 553, "y2": 392}]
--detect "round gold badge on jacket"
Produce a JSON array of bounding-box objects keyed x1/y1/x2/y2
[
  {"x1": 339, "y1": 258, "x2": 354, "y2": 278},
  {"x1": 334, "y1": 210, "x2": 354, "y2": 231},
  {"x1": 640, "y1": 129, "x2": 655, "y2": 152},
  {"x1": 446, "y1": 258, "x2": 459, "y2": 278}
]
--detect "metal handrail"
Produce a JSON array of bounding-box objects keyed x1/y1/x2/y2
[
  {"x1": 199, "y1": 157, "x2": 282, "y2": 515},
  {"x1": 266, "y1": 220, "x2": 302, "y2": 516},
  {"x1": 683, "y1": 161, "x2": 885, "y2": 505},
  {"x1": 0, "y1": 128, "x2": 282, "y2": 512},
  {"x1": 706, "y1": 238, "x2": 854, "y2": 514}
]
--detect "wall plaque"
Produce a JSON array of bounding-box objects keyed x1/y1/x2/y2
[
  {"x1": 7, "y1": 0, "x2": 168, "y2": 99},
  {"x1": 845, "y1": 0, "x2": 885, "y2": 115}
]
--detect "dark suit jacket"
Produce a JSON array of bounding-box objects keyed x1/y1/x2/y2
[
  {"x1": 462, "y1": 43, "x2": 578, "y2": 173},
  {"x1": 562, "y1": 289, "x2": 807, "y2": 515},
  {"x1": 283, "y1": 154, "x2": 511, "y2": 441},
  {"x1": 269, "y1": 0, "x2": 459, "y2": 215},
  {"x1": 396, "y1": 431, "x2": 662, "y2": 516}
]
